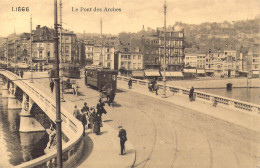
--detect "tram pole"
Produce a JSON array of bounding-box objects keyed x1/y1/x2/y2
[{"x1": 54, "y1": 0, "x2": 63, "y2": 167}]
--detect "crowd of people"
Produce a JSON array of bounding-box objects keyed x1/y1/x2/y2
[{"x1": 73, "y1": 99, "x2": 107, "y2": 136}]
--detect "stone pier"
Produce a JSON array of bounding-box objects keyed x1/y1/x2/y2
[
  {"x1": 19, "y1": 93, "x2": 45, "y2": 132},
  {"x1": 7, "y1": 83, "x2": 22, "y2": 109}
]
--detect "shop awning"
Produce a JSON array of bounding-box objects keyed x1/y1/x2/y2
[
  {"x1": 183, "y1": 69, "x2": 196, "y2": 73},
  {"x1": 145, "y1": 70, "x2": 161, "y2": 77},
  {"x1": 197, "y1": 69, "x2": 205, "y2": 74},
  {"x1": 205, "y1": 69, "x2": 214, "y2": 72},
  {"x1": 132, "y1": 71, "x2": 145, "y2": 77},
  {"x1": 169, "y1": 71, "x2": 184, "y2": 77}
]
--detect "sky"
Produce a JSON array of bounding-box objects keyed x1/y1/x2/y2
[{"x1": 0, "y1": 0, "x2": 259, "y2": 37}]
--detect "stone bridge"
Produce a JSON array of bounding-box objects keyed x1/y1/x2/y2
[{"x1": 0, "y1": 69, "x2": 84, "y2": 168}]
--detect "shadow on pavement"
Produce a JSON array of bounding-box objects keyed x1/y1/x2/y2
[
  {"x1": 111, "y1": 102, "x2": 121, "y2": 108},
  {"x1": 125, "y1": 149, "x2": 135, "y2": 155},
  {"x1": 74, "y1": 134, "x2": 94, "y2": 167},
  {"x1": 103, "y1": 119, "x2": 113, "y2": 122},
  {"x1": 116, "y1": 89, "x2": 126, "y2": 93},
  {"x1": 99, "y1": 131, "x2": 108, "y2": 135}
]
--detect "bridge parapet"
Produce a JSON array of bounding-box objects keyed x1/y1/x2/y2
[
  {"x1": 0, "y1": 69, "x2": 84, "y2": 168},
  {"x1": 118, "y1": 76, "x2": 260, "y2": 114}
]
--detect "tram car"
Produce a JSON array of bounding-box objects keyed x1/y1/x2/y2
[
  {"x1": 49, "y1": 63, "x2": 80, "y2": 79},
  {"x1": 85, "y1": 67, "x2": 118, "y2": 91},
  {"x1": 62, "y1": 63, "x2": 80, "y2": 79}
]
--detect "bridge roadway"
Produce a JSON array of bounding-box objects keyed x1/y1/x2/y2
[{"x1": 26, "y1": 72, "x2": 260, "y2": 168}]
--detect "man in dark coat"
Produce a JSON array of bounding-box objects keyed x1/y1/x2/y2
[
  {"x1": 82, "y1": 102, "x2": 89, "y2": 114},
  {"x1": 128, "y1": 78, "x2": 132, "y2": 89},
  {"x1": 189, "y1": 87, "x2": 194, "y2": 101},
  {"x1": 20, "y1": 70, "x2": 24, "y2": 78},
  {"x1": 50, "y1": 79, "x2": 54, "y2": 93},
  {"x1": 118, "y1": 126, "x2": 127, "y2": 155},
  {"x1": 80, "y1": 110, "x2": 87, "y2": 136},
  {"x1": 109, "y1": 89, "x2": 116, "y2": 106},
  {"x1": 97, "y1": 98, "x2": 107, "y2": 116}
]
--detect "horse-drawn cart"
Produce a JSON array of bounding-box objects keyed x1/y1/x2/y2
[{"x1": 62, "y1": 79, "x2": 79, "y2": 95}]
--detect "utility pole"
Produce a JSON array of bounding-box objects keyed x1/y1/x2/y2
[
  {"x1": 59, "y1": 0, "x2": 65, "y2": 102},
  {"x1": 54, "y1": 0, "x2": 63, "y2": 167},
  {"x1": 5, "y1": 38, "x2": 8, "y2": 66},
  {"x1": 30, "y1": 15, "x2": 33, "y2": 83},
  {"x1": 162, "y1": 0, "x2": 167, "y2": 98},
  {"x1": 100, "y1": 18, "x2": 103, "y2": 67}
]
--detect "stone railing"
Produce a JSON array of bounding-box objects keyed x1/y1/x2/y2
[
  {"x1": 117, "y1": 76, "x2": 260, "y2": 114},
  {"x1": 0, "y1": 69, "x2": 84, "y2": 168}
]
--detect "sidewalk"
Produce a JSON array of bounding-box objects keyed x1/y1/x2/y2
[
  {"x1": 118, "y1": 80, "x2": 260, "y2": 133},
  {"x1": 24, "y1": 72, "x2": 136, "y2": 168}
]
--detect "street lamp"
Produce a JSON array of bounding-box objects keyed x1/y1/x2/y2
[
  {"x1": 54, "y1": 0, "x2": 63, "y2": 167},
  {"x1": 59, "y1": 0, "x2": 65, "y2": 102},
  {"x1": 29, "y1": 15, "x2": 33, "y2": 83},
  {"x1": 162, "y1": 0, "x2": 167, "y2": 98}
]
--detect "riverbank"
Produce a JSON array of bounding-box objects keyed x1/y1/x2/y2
[{"x1": 159, "y1": 77, "x2": 260, "y2": 89}]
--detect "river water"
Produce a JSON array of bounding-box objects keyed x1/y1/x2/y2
[
  {"x1": 198, "y1": 88, "x2": 260, "y2": 105},
  {"x1": 0, "y1": 91, "x2": 49, "y2": 167}
]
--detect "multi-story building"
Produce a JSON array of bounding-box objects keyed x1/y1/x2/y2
[
  {"x1": 157, "y1": 26, "x2": 185, "y2": 71},
  {"x1": 92, "y1": 41, "x2": 115, "y2": 69},
  {"x1": 247, "y1": 45, "x2": 260, "y2": 77},
  {"x1": 184, "y1": 54, "x2": 197, "y2": 68},
  {"x1": 32, "y1": 25, "x2": 77, "y2": 67},
  {"x1": 85, "y1": 40, "x2": 94, "y2": 61},
  {"x1": 32, "y1": 26, "x2": 55, "y2": 67},
  {"x1": 197, "y1": 54, "x2": 206, "y2": 69},
  {"x1": 60, "y1": 29, "x2": 77, "y2": 63},
  {"x1": 223, "y1": 49, "x2": 236, "y2": 77},
  {"x1": 118, "y1": 39, "x2": 143, "y2": 71},
  {"x1": 143, "y1": 25, "x2": 185, "y2": 71},
  {"x1": 205, "y1": 49, "x2": 236, "y2": 77}
]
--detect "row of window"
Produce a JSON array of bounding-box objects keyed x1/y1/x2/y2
[
  {"x1": 121, "y1": 55, "x2": 142, "y2": 60},
  {"x1": 121, "y1": 61, "x2": 142, "y2": 69}
]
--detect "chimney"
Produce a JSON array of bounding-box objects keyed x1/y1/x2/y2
[{"x1": 36, "y1": 25, "x2": 41, "y2": 30}]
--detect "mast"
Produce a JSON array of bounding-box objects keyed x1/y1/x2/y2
[
  {"x1": 30, "y1": 15, "x2": 33, "y2": 83},
  {"x1": 162, "y1": 0, "x2": 167, "y2": 98},
  {"x1": 54, "y1": 0, "x2": 63, "y2": 167},
  {"x1": 100, "y1": 18, "x2": 103, "y2": 66}
]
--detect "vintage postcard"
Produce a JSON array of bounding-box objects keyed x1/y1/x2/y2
[{"x1": 0, "y1": 0, "x2": 260, "y2": 167}]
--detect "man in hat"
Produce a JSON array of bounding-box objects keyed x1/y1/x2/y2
[
  {"x1": 82, "y1": 102, "x2": 89, "y2": 115},
  {"x1": 118, "y1": 126, "x2": 127, "y2": 155},
  {"x1": 73, "y1": 105, "x2": 80, "y2": 120}
]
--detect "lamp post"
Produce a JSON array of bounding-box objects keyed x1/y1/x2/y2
[
  {"x1": 162, "y1": 0, "x2": 167, "y2": 98},
  {"x1": 59, "y1": 0, "x2": 65, "y2": 102},
  {"x1": 5, "y1": 38, "x2": 8, "y2": 67},
  {"x1": 29, "y1": 15, "x2": 33, "y2": 83},
  {"x1": 54, "y1": 0, "x2": 63, "y2": 167}
]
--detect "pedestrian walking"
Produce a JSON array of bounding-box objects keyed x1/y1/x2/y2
[
  {"x1": 148, "y1": 82, "x2": 153, "y2": 92},
  {"x1": 73, "y1": 105, "x2": 80, "y2": 120},
  {"x1": 80, "y1": 109, "x2": 87, "y2": 136},
  {"x1": 154, "y1": 82, "x2": 158, "y2": 95},
  {"x1": 20, "y1": 70, "x2": 24, "y2": 78},
  {"x1": 128, "y1": 78, "x2": 132, "y2": 89},
  {"x1": 151, "y1": 78, "x2": 156, "y2": 92},
  {"x1": 88, "y1": 107, "x2": 95, "y2": 131},
  {"x1": 50, "y1": 79, "x2": 54, "y2": 93},
  {"x1": 93, "y1": 113, "x2": 101, "y2": 135},
  {"x1": 109, "y1": 89, "x2": 116, "y2": 106},
  {"x1": 106, "y1": 88, "x2": 111, "y2": 102},
  {"x1": 97, "y1": 98, "x2": 107, "y2": 116},
  {"x1": 118, "y1": 126, "x2": 127, "y2": 155},
  {"x1": 189, "y1": 87, "x2": 194, "y2": 102},
  {"x1": 82, "y1": 102, "x2": 89, "y2": 114}
]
